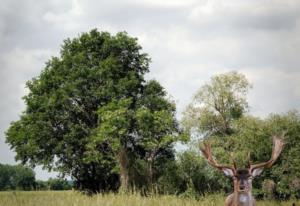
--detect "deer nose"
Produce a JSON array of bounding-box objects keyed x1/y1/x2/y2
[
  {"x1": 239, "y1": 185, "x2": 245, "y2": 190},
  {"x1": 239, "y1": 181, "x2": 246, "y2": 190}
]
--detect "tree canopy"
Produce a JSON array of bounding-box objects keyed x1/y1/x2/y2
[
  {"x1": 182, "y1": 71, "x2": 251, "y2": 137},
  {"x1": 6, "y1": 29, "x2": 181, "y2": 193}
]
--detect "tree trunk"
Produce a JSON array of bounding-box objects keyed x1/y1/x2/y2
[
  {"x1": 118, "y1": 147, "x2": 129, "y2": 192},
  {"x1": 148, "y1": 158, "x2": 153, "y2": 187},
  {"x1": 148, "y1": 151, "x2": 156, "y2": 193}
]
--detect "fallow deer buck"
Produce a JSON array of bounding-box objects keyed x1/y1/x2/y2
[{"x1": 200, "y1": 135, "x2": 284, "y2": 206}]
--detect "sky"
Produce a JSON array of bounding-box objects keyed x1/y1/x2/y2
[{"x1": 0, "y1": 0, "x2": 300, "y2": 180}]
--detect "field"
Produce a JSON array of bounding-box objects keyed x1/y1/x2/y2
[{"x1": 0, "y1": 191, "x2": 299, "y2": 206}]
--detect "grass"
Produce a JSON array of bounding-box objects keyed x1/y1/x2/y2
[{"x1": 0, "y1": 191, "x2": 299, "y2": 206}]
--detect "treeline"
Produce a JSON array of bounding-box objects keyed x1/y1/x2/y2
[
  {"x1": 166, "y1": 111, "x2": 300, "y2": 200},
  {"x1": 5, "y1": 29, "x2": 300, "y2": 199},
  {"x1": 179, "y1": 72, "x2": 300, "y2": 200},
  {"x1": 0, "y1": 164, "x2": 72, "y2": 191},
  {"x1": 36, "y1": 178, "x2": 72, "y2": 191},
  {"x1": 0, "y1": 164, "x2": 35, "y2": 190}
]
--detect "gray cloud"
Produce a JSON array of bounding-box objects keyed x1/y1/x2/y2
[
  {"x1": 188, "y1": 1, "x2": 300, "y2": 31},
  {"x1": 1, "y1": 0, "x2": 300, "y2": 179}
]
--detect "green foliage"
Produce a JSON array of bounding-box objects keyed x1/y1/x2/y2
[
  {"x1": 5, "y1": 29, "x2": 180, "y2": 194},
  {"x1": 192, "y1": 109, "x2": 300, "y2": 199},
  {"x1": 0, "y1": 164, "x2": 11, "y2": 190},
  {"x1": 35, "y1": 180, "x2": 48, "y2": 190},
  {"x1": 47, "y1": 178, "x2": 72, "y2": 190},
  {"x1": 216, "y1": 112, "x2": 300, "y2": 199},
  {"x1": 182, "y1": 71, "x2": 300, "y2": 200},
  {"x1": 134, "y1": 81, "x2": 184, "y2": 189},
  {"x1": 5, "y1": 29, "x2": 150, "y2": 193},
  {"x1": 265, "y1": 112, "x2": 300, "y2": 199},
  {"x1": 35, "y1": 178, "x2": 73, "y2": 191},
  {"x1": 0, "y1": 164, "x2": 35, "y2": 191},
  {"x1": 156, "y1": 160, "x2": 183, "y2": 195},
  {"x1": 182, "y1": 71, "x2": 251, "y2": 137}
]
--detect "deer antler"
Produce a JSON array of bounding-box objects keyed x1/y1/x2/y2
[
  {"x1": 200, "y1": 142, "x2": 236, "y2": 171},
  {"x1": 249, "y1": 135, "x2": 284, "y2": 172}
]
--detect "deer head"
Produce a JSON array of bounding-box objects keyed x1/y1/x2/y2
[{"x1": 200, "y1": 135, "x2": 284, "y2": 206}]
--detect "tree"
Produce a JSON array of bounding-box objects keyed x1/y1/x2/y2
[
  {"x1": 6, "y1": 29, "x2": 180, "y2": 193},
  {"x1": 47, "y1": 178, "x2": 72, "y2": 190},
  {"x1": 0, "y1": 164, "x2": 11, "y2": 190},
  {"x1": 181, "y1": 72, "x2": 300, "y2": 199},
  {"x1": 191, "y1": 111, "x2": 300, "y2": 199},
  {"x1": 6, "y1": 29, "x2": 149, "y2": 193},
  {"x1": 0, "y1": 164, "x2": 36, "y2": 191},
  {"x1": 86, "y1": 80, "x2": 182, "y2": 192},
  {"x1": 263, "y1": 111, "x2": 300, "y2": 199},
  {"x1": 13, "y1": 165, "x2": 36, "y2": 190},
  {"x1": 182, "y1": 71, "x2": 251, "y2": 137},
  {"x1": 88, "y1": 98, "x2": 134, "y2": 191},
  {"x1": 35, "y1": 180, "x2": 48, "y2": 190},
  {"x1": 181, "y1": 71, "x2": 273, "y2": 197},
  {"x1": 135, "y1": 80, "x2": 185, "y2": 189},
  {"x1": 209, "y1": 111, "x2": 300, "y2": 199}
]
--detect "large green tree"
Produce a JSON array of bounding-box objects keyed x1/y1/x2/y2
[{"x1": 6, "y1": 29, "x2": 180, "y2": 193}]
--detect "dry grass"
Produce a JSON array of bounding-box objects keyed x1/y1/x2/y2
[{"x1": 0, "y1": 191, "x2": 298, "y2": 206}]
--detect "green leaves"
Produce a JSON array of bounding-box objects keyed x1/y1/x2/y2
[
  {"x1": 181, "y1": 71, "x2": 300, "y2": 199},
  {"x1": 182, "y1": 71, "x2": 251, "y2": 137},
  {"x1": 6, "y1": 29, "x2": 182, "y2": 193},
  {"x1": 0, "y1": 164, "x2": 36, "y2": 191},
  {"x1": 5, "y1": 29, "x2": 153, "y2": 193},
  {"x1": 93, "y1": 98, "x2": 133, "y2": 150}
]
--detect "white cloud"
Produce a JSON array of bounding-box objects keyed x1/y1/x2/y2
[
  {"x1": 188, "y1": 0, "x2": 300, "y2": 32},
  {"x1": 138, "y1": 0, "x2": 198, "y2": 7},
  {"x1": 242, "y1": 67, "x2": 300, "y2": 117},
  {"x1": 42, "y1": 0, "x2": 83, "y2": 31}
]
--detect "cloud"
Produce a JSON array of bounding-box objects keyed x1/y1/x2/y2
[
  {"x1": 243, "y1": 67, "x2": 300, "y2": 117},
  {"x1": 188, "y1": 0, "x2": 300, "y2": 31},
  {"x1": 1, "y1": 0, "x2": 300, "y2": 179}
]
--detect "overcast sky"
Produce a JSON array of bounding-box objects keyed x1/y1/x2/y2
[{"x1": 1, "y1": 0, "x2": 300, "y2": 180}]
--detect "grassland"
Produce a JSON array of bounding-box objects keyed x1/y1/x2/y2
[{"x1": 0, "y1": 191, "x2": 299, "y2": 206}]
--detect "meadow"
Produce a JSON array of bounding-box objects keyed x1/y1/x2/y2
[{"x1": 0, "y1": 191, "x2": 299, "y2": 206}]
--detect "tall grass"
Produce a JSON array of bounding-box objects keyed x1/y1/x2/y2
[{"x1": 0, "y1": 191, "x2": 298, "y2": 206}]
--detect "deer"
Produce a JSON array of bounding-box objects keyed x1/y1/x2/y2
[{"x1": 200, "y1": 135, "x2": 284, "y2": 206}]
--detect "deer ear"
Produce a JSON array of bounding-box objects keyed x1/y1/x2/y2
[
  {"x1": 222, "y1": 168, "x2": 234, "y2": 177},
  {"x1": 251, "y1": 168, "x2": 264, "y2": 177}
]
